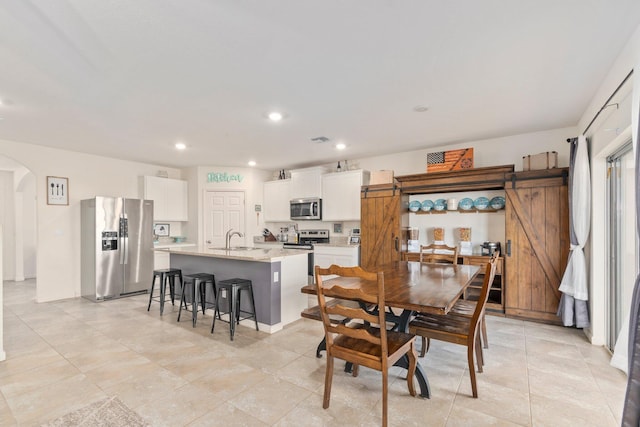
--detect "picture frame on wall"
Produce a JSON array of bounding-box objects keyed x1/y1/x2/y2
[
  {"x1": 46, "y1": 176, "x2": 69, "y2": 205},
  {"x1": 154, "y1": 223, "x2": 170, "y2": 236}
]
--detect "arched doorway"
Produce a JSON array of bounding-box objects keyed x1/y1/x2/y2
[
  {"x1": 1, "y1": 155, "x2": 37, "y2": 361},
  {"x1": 0, "y1": 156, "x2": 37, "y2": 282}
]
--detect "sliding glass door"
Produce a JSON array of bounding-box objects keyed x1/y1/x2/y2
[{"x1": 607, "y1": 141, "x2": 636, "y2": 351}]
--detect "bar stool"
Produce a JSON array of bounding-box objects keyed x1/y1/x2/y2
[
  {"x1": 147, "y1": 268, "x2": 183, "y2": 315},
  {"x1": 178, "y1": 273, "x2": 216, "y2": 327},
  {"x1": 211, "y1": 278, "x2": 259, "y2": 341}
]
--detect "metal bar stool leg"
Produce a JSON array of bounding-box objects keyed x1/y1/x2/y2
[
  {"x1": 245, "y1": 284, "x2": 259, "y2": 331},
  {"x1": 235, "y1": 285, "x2": 242, "y2": 325},
  {"x1": 168, "y1": 275, "x2": 176, "y2": 306},
  {"x1": 160, "y1": 273, "x2": 167, "y2": 315},
  {"x1": 211, "y1": 286, "x2": 222, "y2": 333},
  {"x1": 230, "y1": 285, "x2": 239, "y2": 340},
  {"x1": 192, "y1": 279, "x2": 199, "y2": 327},
  {"x1": 199, "y1": 280, "x2": 207, "y2": 315},
  {"x1": 147, "y1": 273, "x2": 158, "y2": 311},
  {"x1": 177, "y1": 278, "x2": 188, "y2": 322}
]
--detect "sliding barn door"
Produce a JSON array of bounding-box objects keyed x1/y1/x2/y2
[
  {"x1": 360, "y1": 186, "x2": 408, "y2": 270},
  {"x1": 504, "y1": 169, "x2": 570, "y2": 323}
]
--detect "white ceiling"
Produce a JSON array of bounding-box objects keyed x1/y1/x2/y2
[{"x1": 1, "y1": 1, "x2": 639, "y2": 171}]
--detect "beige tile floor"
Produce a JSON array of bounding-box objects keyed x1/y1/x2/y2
[{"x1": 0, "y1": 279, "x2": 629, "y2": 426}]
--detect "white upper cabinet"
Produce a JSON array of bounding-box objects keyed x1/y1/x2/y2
[
  {"x1": 290, "y1": 167, "x2": 325, "y2": 199},
  {"x1": 322, "y1": 170, "x2": 370, "y2": 221},
  {"x1": 263, "y1": 179, "x2": 291, "y2": 222},
  {"x1": 143, "y1": 176, "x2": 188, "y2": 221}
]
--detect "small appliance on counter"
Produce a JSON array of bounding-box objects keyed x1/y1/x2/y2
[
  {"x1": 277, "y1": 227, "x2": 289, "y2": 242},
  {"x1": 481, "y1": 241, "x2": 501, "y2": 256},
  {"x1": 349, "y1": 228, "x2": 361, "y2": 245}
]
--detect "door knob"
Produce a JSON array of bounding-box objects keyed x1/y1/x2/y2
[{"x1": 206, "y1": 240, "x2": 212, "y2": 244}]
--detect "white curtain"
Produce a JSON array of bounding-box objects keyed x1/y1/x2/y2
[
  {"x1": 612, "y1": 309, "x2": 630, "y2": 373},
  {"x1": 622, "y1": 93, "x2": 640, "y2": 426},
  {"x1": 557, "y1": 135, "x2": 591, "y2": 328}
]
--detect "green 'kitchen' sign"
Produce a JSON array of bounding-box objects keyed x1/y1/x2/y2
[{"x1": 207, "y1": 172, "x2": 243, "y2": 183}]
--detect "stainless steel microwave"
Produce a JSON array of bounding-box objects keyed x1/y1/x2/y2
[{"x1": 290, "y1": 198, "x2": 322, "y2": 220}]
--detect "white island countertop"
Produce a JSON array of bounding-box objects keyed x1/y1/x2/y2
[
  {"x1": 156, "y1": 245, "x2": 309, "y2": 262},
  {"x1": 153, "y1": 242, "x2": 197, "y2": 249}
]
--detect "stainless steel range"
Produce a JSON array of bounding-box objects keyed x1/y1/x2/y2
[{"x1": 283, "y1": 229, "x2": 330, "y2": 283}]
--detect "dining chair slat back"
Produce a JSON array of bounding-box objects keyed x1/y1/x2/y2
[
  {"x1": 416, "y1": 242, "x2": 459, "y2": 356},
  {"x1": 314, "y1": 264, "x2": 418, "y2": 427},
  {"x1": 419, "y1": 243, "x2": 459, "y2": 264},
  {"x1": 409, "y1": 254, "x2": 498, "y2": 398}
]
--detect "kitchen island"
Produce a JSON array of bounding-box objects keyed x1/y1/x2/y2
[{"x1": 156, "y1": 245, "x2": 309, "y2": 333}]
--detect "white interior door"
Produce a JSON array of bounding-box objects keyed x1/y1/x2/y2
[{"x1": 204, "y1": 191, "x2": 245, "y2": 247}]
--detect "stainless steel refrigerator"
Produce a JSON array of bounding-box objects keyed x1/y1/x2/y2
[{"x1": 81, "y1": 197, "x2": 154, "y2": 301}]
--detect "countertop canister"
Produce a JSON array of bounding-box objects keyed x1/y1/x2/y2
[{"x1": 447, "y1": 198, "x2": 458, "y2": 210}]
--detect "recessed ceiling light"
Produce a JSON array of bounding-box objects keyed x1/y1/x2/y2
[
  {"x1": 175, "y1": 142, "x2": 186, "y2": 150},
  {"x1": 413, "y1": 105, "x2": 429, "y2": 112},
  {"x1": 336, "y1": 143, "x2": 346, "y2": 150},
  {"x1": 248, "y1": 160, "x2": 256, "y2": 166},
  {"x1": 268, "y1": 112, "x2": 283, "y2": 122}
]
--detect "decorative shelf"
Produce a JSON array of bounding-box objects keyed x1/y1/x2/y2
[{"x1": 410, "y1": 208, "x2": 504, "y2": 214}]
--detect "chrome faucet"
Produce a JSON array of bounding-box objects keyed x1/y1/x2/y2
[{"x1": 225, "y1": 228, "x2": 244, "y2": 250}]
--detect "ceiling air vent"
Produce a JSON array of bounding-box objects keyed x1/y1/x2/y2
[{"x1": 310, "y1": 136, "x2": 330, "y2": 143}]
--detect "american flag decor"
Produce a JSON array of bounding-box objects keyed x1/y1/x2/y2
[{"x1": 426, "y1": 148, "x2": 474, "y2": 173}]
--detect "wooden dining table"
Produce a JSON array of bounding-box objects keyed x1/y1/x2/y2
[{"x1": 301, "y1": 260, "x2": 482, "y2": 398}]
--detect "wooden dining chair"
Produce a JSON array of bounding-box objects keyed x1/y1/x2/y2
[
  {"x1": 419, "y1": 243, "x2": 458, "y2": 264},
  {"x1": 416, "y1": 243, "x2": 459, "y2": 356},
  {"x1": 448, "y1": 253, "x2": 500, "y2": 351},
  {"x1": 408, "y1": 255, "x2": 497, "y2": 398},
  {"x1": 315, "y1": 264, "x2": 417, "y2": 427}
]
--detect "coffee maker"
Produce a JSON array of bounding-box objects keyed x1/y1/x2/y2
[{"x1": 481, "y1": 241, "x2": 501, "y2": 256}]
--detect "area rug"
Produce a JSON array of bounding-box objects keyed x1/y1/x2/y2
[{"x1": 42, "y1": 396, "x2": 149, "y2": 427}]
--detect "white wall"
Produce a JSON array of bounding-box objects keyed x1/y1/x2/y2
[
  {"x1": 1, "y1": 225, "x2": 5, "y2": 361},
  {"x1": 350, "y1": 126, "x2": 575, "y2": 175},
  {"x1": 0, "y1": 138, "x2": 182, "y2": 302},
  {"x1": 0, "y1": 171, "x2": 15, "y2": 281},
  {"x1": 185, "y1": 166, "x2": 272, "y2": 246}
]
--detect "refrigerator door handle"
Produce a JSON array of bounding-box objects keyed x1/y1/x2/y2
[
  {"x1": 123, "y1": 216, "x2": 129, "y2": 264},
  {"x1": 119, "y1": 217, "x2": 126, "y2": 265}
]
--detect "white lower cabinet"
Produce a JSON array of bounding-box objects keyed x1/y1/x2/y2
[
  {"x1": 154, "y1": 250, "x2": 171, "y2": 270},
  {"x1": 313, "y1": 245, "x2": 360, "y2": 280}
]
